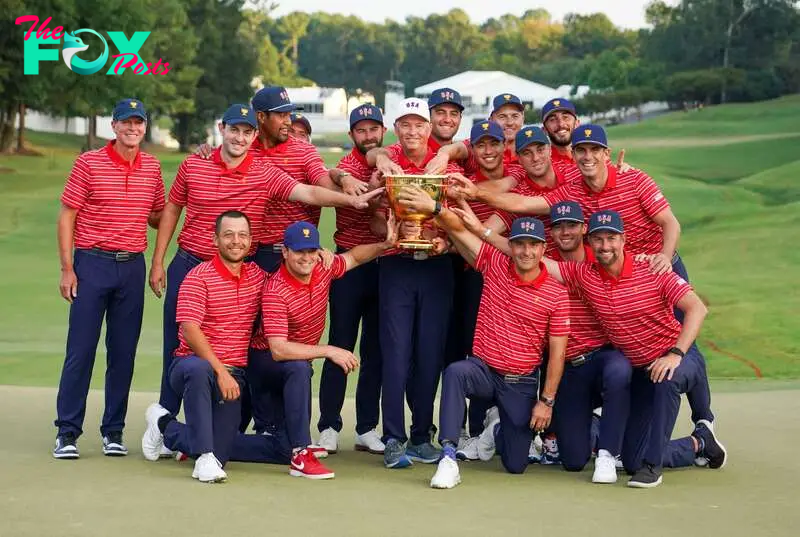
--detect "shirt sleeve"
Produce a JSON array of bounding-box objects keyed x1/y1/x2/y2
[
  {"x1": 330, "y1": 255, "x2": 348, "y2": 280},
  {"x1": 264, "y1": 166, "x2": 299, "y2": 201},
  {"x1": 168, "y1": 159, "x2": 190, "y2": 206},
  {"x1": 151, "y1": 161, "x2": 166, "y2": 212},
  {"x1": 474, "y1": 242, "x2": 502, "y2": 274},
  {"x1": 657, "y1": 271, "x2": 693, "y2": 308},
  {"x1": 557, "y1": 261, "x2": 583, "y2": 294},
  {"x1": 507, "y1": 164, "x2": 527, "y2": 183},
  {"x1": 635, "y1": 171, "x2": 671, "y2": 219},
  {"x1": 175, "y1": 271, "x2": 207, "y2": 325},
  {"x1": 540, "y1": 181, "x2": 571, "y2": 207},
  {"x1": 548, "y1": 285, "x2": 571, "y2": 338},
  {"x1": 61, "y1": 155, "x2": 92, "y2": 209},
  {"x1": 262, "y1": 288, "x2": 290, "y2": 340},
  {"x1": 303, "y1": 147, "x2": 329, "y2": 185}
]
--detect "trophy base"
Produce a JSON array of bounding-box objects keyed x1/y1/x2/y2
[{"x1": 397, "y1": 240, "x2": 435, "y2": 251}]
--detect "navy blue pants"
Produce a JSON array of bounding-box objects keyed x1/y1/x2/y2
[
  {"x1": 247, "y1": 348, "x2": 313, "y2": 449},
  {"x1": 553, "y1": 347, "x2": 632, "y2": 471},
  {"x1": 621, "y1": 345, "x2": 708, "y2": 473},
  {"x1": 440, "y1": 357, "x2": 538, "y2": 474},
  {"x1": 445, "y1": 259, "x2": 489, "y2": 437},
  {"x1": 55, "y1": 249, "x2": 145, "y2": 438},
  {"x1": 379, "y1": 254, "x2": 453, "y2": 445},
  {"x1": 254, "y1": 244, "x2": 283, "y2": 274},
  {"x1": 163, "y1": 356, "x2": 290, "y2": 465},
  {"x1": 159, "y1": 248, "x2": 203, "y2": 413},
  {"x1": 318, "y1": 254, "x2": 382, "y2": 435}
]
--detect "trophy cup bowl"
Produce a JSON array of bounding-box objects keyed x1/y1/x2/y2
[{"x1": 385, "y1": 174, "x2": 449, "y2": 251}]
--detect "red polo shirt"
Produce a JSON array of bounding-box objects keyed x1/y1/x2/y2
[
  {"x1": 498, "y1": 165, "x2": 582, "y2": 255},
  {"x1": 333, "y1": 149, "x2": 383, "y2": 249},
  {"x1": 550, "y1": 146, "x2": 578, "y2": 175},
  {"x1": 559, "y1": 253, "x2": 692, "y2": 367},
  {"x1": 169, "y1": 149, "x2": 298, "y2": 259},
  {"x1": 471, "y1": 244, "x2": 570, "y2": 375},
  {"x1": 252, "y1": 255, "x2": 347, "y2": 350},
  {"x1": 61, "y1": 141, "x2": 165, "y2": 253},
  {"x1": 463, "y1": 142, "x2": 518, "y2": 176},
  {"x1": 175, "y1": 257, "x2": 266, "y2": 367},
  {"x1": 542, "y1": 164, "x2": 671, "y2": 255},
  {"x1": 249, "y1": 136, "x2": 329, "y2": 244},
  {"x1": 467, "y1": 165, "x2": 526, "y2": 224},
  {"x1": 549, "y1": 245, "x2": 609, "y2": 359}
]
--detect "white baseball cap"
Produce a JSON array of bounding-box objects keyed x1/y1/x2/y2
[{"x1": 395, "y1": 98, "x2": 430, "y2": 123}]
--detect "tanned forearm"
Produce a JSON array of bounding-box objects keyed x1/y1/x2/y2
[
  {"x1": 541, "y1": 335, "x2": 567, "y2": 399},
  {"x1": 182, "y1": 322, "x2": 227, "y2": 374},
  {"x1": 152, "y1": 202, "x2": 182, "y2": 266},
  {"x1": 57, "y1": 206, "x2": 78, "y2": 270}
]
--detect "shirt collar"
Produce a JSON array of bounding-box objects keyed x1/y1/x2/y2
[
  {"x1": 508, "y1": 261, "x2": 550, "y2": 288},
  {"x1": 427, "y1": 137, "x2": 442, "y2": 152},
  {"x1": 503, "y1": 147, "x2": 518, "y2": 165},
  {"x1": 250, "y1": 135, "x2": 293, "y2": 156},
  {"x1": 211, "y1": 147, "x2": 253, "y2": 176},
  {"x1": 597, "y1": 251, "x2": 632, "y2": 283},
  {"x1": 474, "y1": 166, "x2": 507, "y2": 184},
  {"x1": 551, "y1": 146, "x2": 573, "y2": 163},
  {"x1": 550, "y1": 243, "x2": 595, "y2": 263},
  {"x1": 212, "y1": 254, "x2": 246, "y2": 283},
  {"x1": 349, "y1": 147, "x2": 369, "y2": 167},
  {"x1": 278, "y1": 262, "x2": 321, "y2": 290},
  {"x1": 105, "y1": 140, "x2": 141, "y2": 171},
  {"x1": 582, "y1": 162, "x2": 617, "y2": 196},
  {"x1": 396, "y1": 145, "x2": 437, "y2": 171}
]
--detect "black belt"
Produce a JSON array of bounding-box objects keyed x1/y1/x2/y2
[
  {"x1": 258, "y1": 243, "x2": 283, "y2": 253},
  {"x1": 567, "y1": 345, "x2": 612, "y2": 367},
  {"x1": 176, "y1": 248, "x2": 205, "y2": 264},
  {"x1": 81, "y1": 248, "x2": 142, "y2": 262}
]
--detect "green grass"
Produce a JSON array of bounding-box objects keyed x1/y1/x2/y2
[{"x1": 0, "y1": 96, "x2": 799, "y2": 389}]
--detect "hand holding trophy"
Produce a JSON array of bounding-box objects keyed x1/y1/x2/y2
[{"x1": 385, "y1": 175, "x2": 448, "y2": 251}]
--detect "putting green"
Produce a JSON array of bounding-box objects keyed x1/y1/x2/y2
[{"x1": 2, "y1": 383, "x2": 798, "y2": 537}]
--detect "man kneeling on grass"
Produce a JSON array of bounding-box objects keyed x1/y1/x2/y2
[{"x1": 141, "y1": 211, "x2": 291, "y2": 483}]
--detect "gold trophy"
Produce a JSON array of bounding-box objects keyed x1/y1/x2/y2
[{"x1": 385, "y1": 174, "x2": 448, "y2": 250}]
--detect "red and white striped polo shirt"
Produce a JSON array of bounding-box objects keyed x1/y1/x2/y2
[
  {"x1": 383, "y1": 143, "x2": 461, "y2": 256},
  {"x1": 463, "y1": 142, "x2": 519, "y2": 176},
  {"x1": 467, "y1": 165, "x2": 526, "y2": 224},
  {"x1": 252, "y1": 255, "x2": 347, "y2": 350},
  {"x1": 169, "y1": 149, "x2": 298, "y2": 259},
  {"x1": 333, "y1": 149, "x2": 383, "y2": 249},
  {"x1": 550, "y1": 147, "x2": 578, "y2": 176},
  {"x1": 549, "y1": 245, "x2": 609, "y2": 359},
  {"x1": 542, "y1": 164, "x2": 670, "y2": 255},
  {"x1": 249, "y1": 136, "x2": 329, "y2": 244},
  {"x1": 498, "y1": 165, "x2": 582, "y2": 254},
  {"x1": 472, "y1": 244, "x2": 570, "y2": 374},
  {"x1": 175, "y1": 257, "x2": 266, "y2": 367},
  {"x1": 559, "y1": 253, "x2": 692, "y2": 367},
  {"x1": 61, "y1": 141, "x2": 165, "y2": 253}
]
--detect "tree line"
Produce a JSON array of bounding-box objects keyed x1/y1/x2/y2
[{"x1": 1, "y1": 0, "x2": 798, "y2": 152}]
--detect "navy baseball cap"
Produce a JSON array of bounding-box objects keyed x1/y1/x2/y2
[
  {"x1": 428, "y1": 88, "x2": 464, "y2": 111},
  {"x1": 283, "y1": 221, "x2": 321, "y2": 251},
  {"x1": 509, "y1": 217, "x2": 545, "y2": 243},
  {"x1": 515, "y1": 125, "x2": 550, "y2": 153},
  {"x1": 349, "y1": 104, "x2": 384, "y2": 129},
  {"x1": 470, "y1": 121, "x2": 504, "y2": 145},
  {"x1": 571, "y1": 124, "x2": 608, "y2": 148},
  {"x1": 541, "y1": 98, "x2": 577, "y2": 122},
  {"x1": 550, "y1": 201, "x2": 584, "y2": 225},
  {"x1": 222, "y1": 104, "x2": 257, "y2": 128},
  {"x1": 492, "y1": 93, "x2": 524, "y2": 114},
  {"x1": 290, "y1": 112, "x2": 312, "y2": 134},
  {"x1": 113, "y1": 98, "x2": 146, "y2": 121},
  {"x1": 251, "y1": 86, "x2": 301, "y2": 113},
  {"x1": 588, "y1": 210, "x2": 624, "y2": 235}
]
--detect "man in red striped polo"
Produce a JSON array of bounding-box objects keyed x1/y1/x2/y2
[
  {"x1": 248, "y1": 220, "x2": 396, "y2": 479},
  {"x1": 54, "y1": 98, "x2": 165, "y2": 460},
  {"x1": 409, "y1": 208, "x2": 569, "y2": 489},
  {"x1": 427, "y1": 87, "x2": 464, "y2": 152},
  {"x1": 364, "y1": 98, "x2": 463, "y2": 469},
  {"x1": 141, "y1": 211, "x2": 291, "y2": 483},
  {"x1": 541, "y1": 210, "x2": 726, "y2": 488},
  {"x1": 151, "y1": 104, "x2": 381, "y2": 418},
  {"x1": 317, "y1": 104, "x2": 388, "y2": 455},
  {"x1": 540, "y1": 98, "x2": 580, "y2": 174}
]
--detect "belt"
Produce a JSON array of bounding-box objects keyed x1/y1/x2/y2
[
  {"x1": 225, "y1": 364, "x2": 247, "y2": 376},
  {"x1": 259, "y1": 243, "x2": 283, "y2": 253},
  {"x1": 81, "y1": 248, "x2": 142, "y2": 262},
  {"x1": 176, "y1": 248, "x2": 205, "y2": 264},
  {"x1": 567, "y1": 345, "x2": 611, "y2": 367}
]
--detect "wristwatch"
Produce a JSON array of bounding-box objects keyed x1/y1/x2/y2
[
  {"x1": 666, "y1": 346, "x2": 685, "y2": 358},
  {"x1": 432, "y1": 201, "x2": 442, "y2": 216},
  {"x1": 539, "y1": 394, "x2": 555, "y2": 407},
  {"x1": 482, "y1": 228, "x2": 493, "y2": 240}
]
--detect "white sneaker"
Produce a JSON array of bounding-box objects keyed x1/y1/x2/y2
[
  {"x1": 141, "y1": 403, "x2": 169, "y2": 461},
  {"x1": 158, "y1": 445, "x2": 175, "y2": 459},
  {"x1": 317, "y1": 428, "x2": 339, "y2": 454},
  {"x1": 192, "y1": 453, "x2": 227, "y2": 483},
  {"x1": 456, "y1": 436, "x2": 479, "y2": 461},
  {"x1": 477, "y1": 407, "x2": 500, "y2": 461},
  {"x1": 355, "y1": 429, "x2": 385, "y2": 454},
  {"x1": 592, "y1": 450, "x2": 618, "y2": 484},
  {"x1": 528, "y1": 436, "x2": 544, "y2": 463},
  {"x1": 430, "y1": 456, "x2": 461, "y2": 489}
]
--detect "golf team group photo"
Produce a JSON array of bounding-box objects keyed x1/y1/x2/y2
[{"x1": 52, "y1": 79, "x2": 728, "y2": 490}]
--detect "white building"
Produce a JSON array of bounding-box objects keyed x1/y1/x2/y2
[{"x1": 414, "y1": 70, "x2": 574, "y2": 140}]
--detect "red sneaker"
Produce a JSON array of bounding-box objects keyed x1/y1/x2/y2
[
  {"x1": 290, "y1": 449, "x2": 335, "y2": 480},
  {"x1": 306, "y1": 445, "x2": 329, "y2": 459}
]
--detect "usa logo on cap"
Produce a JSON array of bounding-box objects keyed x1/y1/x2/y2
[
  {"x1": 597, "y1": 213, "x2": 612, "y2": 224},
  {"x1": 441, "y1": 90, "x2": 455, "y2": 100},
  {"x1": 557, "y1": 205, "x2": 571, "y2": 215}
]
